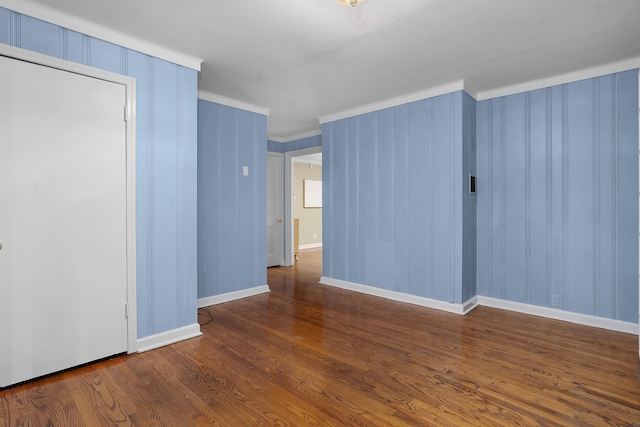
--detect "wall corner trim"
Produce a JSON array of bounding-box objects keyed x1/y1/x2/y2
[
  {"x1": 476, "y1": 296, "x2": 639, "y2": 335},
  {"x1": 198, "y1": 285, "x2": 270, "y2": 308},
  {"x1": 0, "y1": 0, "x2": 203, "y2": 70},
  {"x1": 198, "y1": 91, "x2": 270, "y2": 116},
  {"x1": 136, "y1": 323, "x2": 202, "y2": 353},
  {"x1": 320, "y1": 276, "x2": 476, "y2": 315}
]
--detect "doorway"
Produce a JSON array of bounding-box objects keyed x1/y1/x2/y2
[{"x1": 285, "y1": 146, "x2": 322, "y2": 267}]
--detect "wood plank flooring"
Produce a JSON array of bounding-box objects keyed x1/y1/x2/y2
[{"x1": 2, "y1": 248, "x2": 639, "y2": 426}]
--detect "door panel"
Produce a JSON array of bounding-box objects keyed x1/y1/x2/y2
[
  {"x1": 0, "y1": 56, "x2": 128, "y2": 387},
  {"x1": 267, "y1": 153, "x2": 284, "y2": 267}
]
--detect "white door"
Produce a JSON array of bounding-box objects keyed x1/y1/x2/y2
[
  {"x1": 267, "y1": 153, "x2": 284, "y2": 267},
  {"x1": 0, "y1": 55, "x2": 128, "y2": 387}
]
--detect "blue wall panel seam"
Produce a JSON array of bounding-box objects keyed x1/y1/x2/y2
[
  {"x1": 449, "y1": 96, "x2": 456, "y2": 302},
  {"x1": 485, "y1": 101, "x2": 496, "y2": 295},
  {"x1": 253, "y1": 115, "x2": 258, "y2": 284},
  {"x1": 176, "y1": 66, "x2": 184, "y2": 326},
  {"x1": 374, "y1": 113, "x2": 378, "y2": 244},
  {"x1": 545, "y1": 89, "x2": 553, "y2": 306},
  {"x1": 525, "y1": 93, "x2": 532, "y2": 304},
  {"x1": 612, "y1": 74, "x2": 620, "y2": 318},
  {"x1": 86, "y1": 37, "x2": 92, "y2": 67},
  {"x1": 216, "y1": 106, "x2": 222, "y2": 293},
  {"x1": 355, "y1": 120, "x2": 360, "y2": 281},
  {"x1": 430, "y1": 104, "x2": 436, "y2": 297},
  {"x1": 12, "y1": 12, "x2": 19, "y2": 47},
  {"x1": 592, "y1": 79, "x2": 600, "y2": 317},
  {"x1": 120, "y1": 46, "x2": 127, "y2": 76},
  {"x1": 146, "y1": 56, "x2": 155, "y2": 336},
  {"x1": 500, "y1": 100, "x2": 506, "y2": 299},
  {"x1": 234, "y1": 110, "x2": 240, "y2": 289},
  {"x1": 561, "y1": 85, "x2": 568, "y2": 309},
  {"x1": 58, "y1": 28, "x2": 65, "y2": 59}
]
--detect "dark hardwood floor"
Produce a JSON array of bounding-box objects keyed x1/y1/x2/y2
[{"x1": 2, "y1": 248, "x2": 639, "y2": 426}]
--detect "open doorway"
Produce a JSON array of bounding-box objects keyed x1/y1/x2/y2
[{"x1": 285, "y1": 146, "x2": 322, "y2": 267}]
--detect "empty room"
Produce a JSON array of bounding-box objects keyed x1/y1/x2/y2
[{"x1": 1, "y1": 0, "x2": 639, "y2": 425}]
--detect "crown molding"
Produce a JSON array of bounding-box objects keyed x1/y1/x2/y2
[
  {"x1": 268, "y1": 136, "x2": 287, "y2": 143},
  {"x1": 319, "y1": 80, "x2": 466, "y2": 124},
  {"x1": 276, "y1": 129, "x2": 322, "y2": 143},
  {"x1": 198, "y1": 90, "x2": 270, "y2": 116},
  {"x1": 0, "y1": 0, "x2": 203, "y2": 70},
  {"x1": 476, "y1": 56, "x2": 640, "y2": 101}
]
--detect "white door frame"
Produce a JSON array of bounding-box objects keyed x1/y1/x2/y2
[
  {"x1": 284, "y1": 145, "x2": 322, "y2": 266},
  {"x1": 0, "y1": 44, "x2": 138, "y2": 353}
]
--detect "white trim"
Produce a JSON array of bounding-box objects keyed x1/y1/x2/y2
[
  {"x1": 299, "y1": 243, "x2": 322, "y2": 250},
  {"x1": 198, "y1": 285, "x2": 270, "y2": 308},
  {"x1": 285, "y1": 146, "x2": 322, "y2": 266},
  {"x1": 198, "y1": 90, "x2": 270, "y2": 116},
  {"x1": 0, "y1": 43, "x2": 140, "y2": 354},
  {"x1": 318, "y1": 80, "x2": 466, "y2": 124},
  {"x1": 476, "y1": 56, "x2": 640, "y2": 101},
  {"x1": 318, "y1": 274, "x2": 637, "y2": 335},
  {"x1": 0, "y1": 0, "x2": 203, "y2": 71},
  {"x1": 136, "y1": 324, "x2": 202, "y2": 353},
  {"x1": 293, "y1": 155, "x2": 322, "y2": 166},
  {"x1": 271, "y1": 129, "x2": 322, "y2": 143},
  {"x1": 320, "y1": 277, "x2": 477, "y2": 315},
  {"x1": 477, "y1": 296, "x2": 638, "y2": 335}
]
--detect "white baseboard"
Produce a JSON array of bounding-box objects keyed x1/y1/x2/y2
[
  {"x1": 318, "y1": 277, "x2": 637, "y2": 335},
  {"x1": 299, "y1": 243, "x2": 323, "y2": 250},
  {"x1": 319, "y1": 276, "x2": 477, "y2": 315},
  {"x1": 136, "y1": 323, "x2": 202, "y2": 353},
  {"x1": 198, "y1": 285, "x2": 270, "y2": 308},
  {"x1": 477, "y1": 296, "x2": 638, "y2": 335}
]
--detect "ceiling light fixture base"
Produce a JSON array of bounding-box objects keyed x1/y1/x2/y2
[{"x1": 336, "y1": 0, "x2": 366, "y2": 7}]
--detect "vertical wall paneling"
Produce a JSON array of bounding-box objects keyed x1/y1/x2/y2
[
  {"x1": 197, "y1": 100, "x2": 268, "y2": 300},
  {"x1": 0, "y1": 7, "x2": 199, "y2": 339},
  {"x1": 462, "y1": 93, "x2": 477, "y2": 303},
  {"x1": 0, "y1": 8, "x2": 10, "y2": 44},
  {"x1": 255, "y1": 115, "x2": 268, "y2": 289},
  {"x1": 323, "y1": 91, "x2": 476, "y2": 305},
  {"x1": 476, "y1": 70, "x2": 638, "y2": 322},
  {"x1": 393, "y1": 105, "x2": 410, "y2": 294},
  {"x1": 178, "y1": 68, "x2": 199, "y2": 328},
  {"x1": 322, "y1": 123, "x2": 333, "y2": 278}
]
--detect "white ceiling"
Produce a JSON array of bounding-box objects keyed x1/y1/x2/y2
[{"x1": 16, "y1": 0, "x2": 640, "y2": 141}]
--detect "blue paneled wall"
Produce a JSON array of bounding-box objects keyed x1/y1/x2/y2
[
  {"x1": 197, "y1": 100, "x2": 268, "y2": 299},
  {"x1": 1, "y1": 8, "x2": 199, "y2": 338},
  {"x1": 476, "y1": 70, "x2": 638, "y2": 322},
  {"x1": 322, "y1": 91, "x2": 476, "y2": 304}
]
